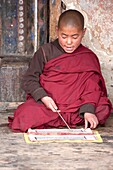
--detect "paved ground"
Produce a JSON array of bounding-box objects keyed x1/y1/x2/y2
[{"x1": 0, "y1": 110, "x2": 113, "y2": 170}]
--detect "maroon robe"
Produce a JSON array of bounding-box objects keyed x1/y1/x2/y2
[{"x1": 8, "y1": 45, "x2": 112, "y2": 132}]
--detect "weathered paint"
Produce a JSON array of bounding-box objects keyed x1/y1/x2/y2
[{"x1": 0, "y1": 1, "x2": 49, "y2": 110}]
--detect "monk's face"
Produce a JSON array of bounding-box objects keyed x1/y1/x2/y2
[{"x1": 57, "y1": 25, "x2": 86, "y2": 53}]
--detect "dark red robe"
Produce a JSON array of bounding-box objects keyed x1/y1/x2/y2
[{"x1": 8, "y1": 45, "x2": 112, "y2": 132}]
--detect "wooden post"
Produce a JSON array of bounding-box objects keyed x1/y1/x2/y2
[{"x1": 49, "y1": 0, "x2": 61, "y2": 41}]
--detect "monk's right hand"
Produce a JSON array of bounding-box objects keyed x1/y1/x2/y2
[{"x1": 41, "y1": 96, "x2": 60, "y2": 113}]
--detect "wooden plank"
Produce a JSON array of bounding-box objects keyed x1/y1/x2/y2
[
  {"x1": 0, "y1": 63, "x2": 28, "y2": 102},
  {"x1": 49, "y1": 0, "x2": 61, "y2": 41}
]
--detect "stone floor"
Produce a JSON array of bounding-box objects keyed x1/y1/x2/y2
[{"x1": 0, "y1": 110, "x2": 113, "y2": 170}]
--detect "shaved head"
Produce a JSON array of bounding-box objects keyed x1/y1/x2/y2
[{"x1": 58, "y1": 9, "x2": 84, "y2": 30}]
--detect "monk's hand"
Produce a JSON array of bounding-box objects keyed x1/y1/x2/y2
[
  {"x1": 41, "y1": 96, "x2": 60, "y2": 113},
  {"x1": 84, "y1": 112, "x2": 99, "y2": 129}
]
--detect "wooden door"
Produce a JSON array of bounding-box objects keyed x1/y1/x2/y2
[{"x1": 0, "y1": 0, "x2": 61, "y2": 110}]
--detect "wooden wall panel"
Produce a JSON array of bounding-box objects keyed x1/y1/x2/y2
[{"x1": 0, "y1": 58, "x2": 29, "y2": 102}]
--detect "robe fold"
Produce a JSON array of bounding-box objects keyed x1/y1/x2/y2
[{"x1": 8, "y1": 45, "x2": 112, "y2": 132}]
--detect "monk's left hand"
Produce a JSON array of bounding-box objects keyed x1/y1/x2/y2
[{"x1": 84, "y1": 112, "x2": 99, "y2": 129}]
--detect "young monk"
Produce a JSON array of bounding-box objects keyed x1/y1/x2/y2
[{"x1": 8, "y1": 9, "x2": 112, "y2": 132}]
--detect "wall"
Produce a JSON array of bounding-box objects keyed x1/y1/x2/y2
[{"x1": 62, "y1": 0, "x2": 113, "y2": 102}]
